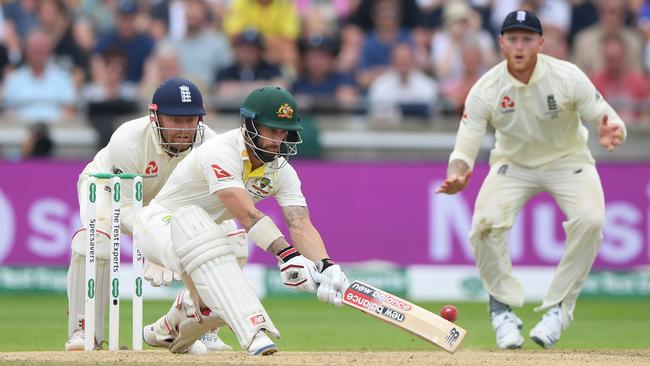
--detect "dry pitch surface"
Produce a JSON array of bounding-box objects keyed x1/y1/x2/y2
[{"x1": 1, "y1": 350, "x2": 649, "y2": 366}]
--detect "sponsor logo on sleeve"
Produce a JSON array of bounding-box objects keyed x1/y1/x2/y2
[{"x1": 211, "y1": 164, "x2": 234, "y2": 181}]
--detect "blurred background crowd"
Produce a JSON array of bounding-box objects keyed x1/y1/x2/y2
[{"x1": 0, "y1": 0, "x2": 648, "y2": 159}]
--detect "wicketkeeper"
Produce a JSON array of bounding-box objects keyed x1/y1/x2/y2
[{"x1": 66, "y1": 78, "x2": 235, "y2": 352}]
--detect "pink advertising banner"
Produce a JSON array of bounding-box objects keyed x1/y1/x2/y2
[{"x1": 0, "y1": 160, "x2": 648, "y2": 269}]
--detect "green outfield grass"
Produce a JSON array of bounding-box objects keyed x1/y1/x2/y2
[{"x1": 1, "y1": 294, "x2": 648, "y2": 352}]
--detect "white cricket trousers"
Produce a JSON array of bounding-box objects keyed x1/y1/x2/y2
[{"x1": 469, "y1": 151, "x2": 604, "y2": 324}]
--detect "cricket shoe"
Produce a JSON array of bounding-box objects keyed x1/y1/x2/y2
[
  {"x1": 491, "y1": 310, "x2": 524, "y2": 349},
  {"x1": 143, "y1": 320, "x2": 208, "y2": 355},
  {"x1": 198, "y1": 329, "x2": 232, "y2": 351},
  {"x1": 64, "y1": 329, "x2": 85, "y2": 351},
  {"x1": 530, "y1": 305, "x2": 564, "y2": 348},
  {"x1": 247, "y1": 330, "x2": 278, "y2": 356}
]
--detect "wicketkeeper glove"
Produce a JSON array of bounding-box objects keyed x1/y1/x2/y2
[
  {"x1": 144, "y1": 259, "x2": 181, "y2": 287},
  {"x1": 277, "y1": 246, "x2": 320, "y2": 293},
  {"x1": 315, "y1": 258, "x2": 349, "y2": 307}
]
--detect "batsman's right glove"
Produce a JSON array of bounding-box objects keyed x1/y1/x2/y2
[{"x1": 315, "y1": 258, "x2": 349, "y2": 307}]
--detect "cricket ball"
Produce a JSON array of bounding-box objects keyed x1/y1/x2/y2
[{"x1": 439, "y1": 305, "x2": 458, "y2": 322}]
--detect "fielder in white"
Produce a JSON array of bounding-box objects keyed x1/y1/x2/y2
[
  {"x1": 134, "y1": 86, "x2": 349, "y2": 355},
  {"x1": 66, "y1": 77, "x2": 234, "y2": 352},
  {"x1": 437, "y1": 11, "x2": 626, "y2": 349}
]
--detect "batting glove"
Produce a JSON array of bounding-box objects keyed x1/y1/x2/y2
[
  {"x1": 277, "y1": 246, "x2": 320, "y2": 293},
  {"x1": 316, "y1": 259, "x2": 349, "y2": 307},
  {"x1": 144, "y1": 260, "x2": 181, "y2": 287}
]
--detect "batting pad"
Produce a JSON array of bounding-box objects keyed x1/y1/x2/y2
[
  {"x1": 66, "y1": 253, "x2": 109, "y2": 344},
  {"x1": 171, "y1": 206, "x2": 280, "y2": 349}
]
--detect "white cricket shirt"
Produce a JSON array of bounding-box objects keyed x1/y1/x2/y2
[
  {"x1": 450, "y1": 54, "x2": 627, "y2": 168},
  {"x1": 80, "y1": 116, "x2": 216, "y2": 232},
  {"x1": 152, "y1": 128, "x2": 307, "y2": 223}
]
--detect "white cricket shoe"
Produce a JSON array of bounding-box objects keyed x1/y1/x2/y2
[
  {"x1": 246, "y1": 330, "x2": 278, "y2": 356},
  {"x1": 491, "y1": 310, "x2": 524, "y2": 349},
  {"x1": 64, "y1": 329, "x2": 85, "y2": 351},
  {"x1": 198, "y1": 329, "x2": 233, "y2": 351},
  {"x1": 530, "y1": 305, "x2": 564, "y2": 348},
  {"x1": 143, "y1": 320, "x2": 174, "y2": 348}
]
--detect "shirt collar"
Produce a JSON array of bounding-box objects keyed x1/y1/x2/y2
[
  {"x1": 237, "y1": 129, "x2": 267, "y2": 180},
  {"x1": 506, "y1": 53, "x2": 546, "y2": 87}
]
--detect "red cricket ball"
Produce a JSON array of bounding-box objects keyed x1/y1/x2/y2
[{"x1": 439, "y1": 304, "x2": 458, "y2": 322}]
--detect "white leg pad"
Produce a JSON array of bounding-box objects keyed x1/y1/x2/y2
[
  {"x1": 171, "y1": 206, "x2": 280, "y2": 349},
  {"x1": 67, "y1": 253, "x2": 109, "y2": 345}
]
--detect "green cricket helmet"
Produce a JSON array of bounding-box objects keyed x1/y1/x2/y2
[{"x1": 240, "y1": 86, "x2": 303, "y2": 164}]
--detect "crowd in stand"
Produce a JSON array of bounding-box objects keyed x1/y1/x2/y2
[{"x1": 0, "y1": 0, "x2": 649, "y2": 157}]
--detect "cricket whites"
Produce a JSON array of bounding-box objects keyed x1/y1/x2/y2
[{"x1": 342, "y1": 281, "x2": 467, "y2": 353}]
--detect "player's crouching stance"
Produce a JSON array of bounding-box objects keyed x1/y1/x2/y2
[{"x1": 134, "y1": 86, "x2": 348, "y2": 355}]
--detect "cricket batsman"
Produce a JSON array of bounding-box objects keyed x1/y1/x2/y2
[
  {"x1": 66, "y1": 77, "x2": 235, "y2": 352},
  {"x1": 134, "y1": 86, "x2": 349, "y2": 355},
  {"x1": 437, "y1": 10, "x2": 626, "y2": 349}
]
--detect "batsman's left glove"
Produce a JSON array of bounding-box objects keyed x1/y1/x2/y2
[
  {"x1": 316, "y1": 259, "x2": 349, "y2": 307},
  {"x1": 144, "y1": 259, "x2": 181, "y2": 287}
]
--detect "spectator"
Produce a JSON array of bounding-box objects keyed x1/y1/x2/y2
[
  {"x1": 82, "y1": 47, "x2": 139, "y2": 148},
  {"x1": 166, "y1": 0, "x2": 232, "y2": 90},
  {"x1": 149, "y1": 0, "x2": 187, "y2": 41},
  {"x1": 357, "y1": 0, "x2": 415, "y2": 90},
  {"x1": 223, "y1": 0, "x2": 300, "y2": 73},
  {"x1": 21, "y1": 123, "x2": 53, "y2": 157},
  {"x1": 367, "y1": 43, "x2": 439, "y2": 123},
  {"x1": 490, "y1": 0, "x2": 571, "y2": 37},
  {"x1": 573, "y1": 0, "x2": 644, "y2": 75},
  {"x1": 292, "y1": 35, "x2": 359, "y2": 112},
  {"x1": 2, "y1": 0, "x2": 39, "y2": 64},
  {"x1": 93, "y1": 0, "x2": 155, "y2": 83},
  {"x1": 431, "y1": 0, "x2": 496, "y2": 85},
  {"x1": 213, "y1": 29, "x2": 284, "y2": 108},
  {"x1": 638, "y1": 1, "x2": 650, "y2": 72},
  {"x1": 139, "y1": 43, "x2": 183, "y2": 100},
  {"x1": 590, "y1": 32, "x2": 650, "y2": 124},
  {"x1": 541, "y1": 25, "x2": 570, "y2": 60},
  {"x1": 440, "y1": 36, "x2": 485, "y2": 116},
  {"x1": 37, "y1": 0, "x2": 88, "y2": 88},
  {"x1": 2, "y1": 29, "x2": 76, "y2": 124}
]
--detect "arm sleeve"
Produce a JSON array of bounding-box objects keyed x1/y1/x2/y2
[
  {"x1": 273, "y1": 163, "x2": 307, "y2": 207},
  {"x1": 448, "y1": 86, "x2": 489, "y2": 169},
  {"x1": 105, "y1": 129, "x2": 141, "y2": 235},
  {"x1": 573, "y1": 65, "x2": 627, "y2": 141}
]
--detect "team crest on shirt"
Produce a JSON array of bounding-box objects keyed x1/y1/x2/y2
[
  {"x1": 545, "y1": 94, "x2": 559, "y2": 119},
  {"x1": 246, "y1": 177, "x2": 273, "y2": 199},
  {"x1": 500, "y1": 96, "x2": 515, "y2": 113}
]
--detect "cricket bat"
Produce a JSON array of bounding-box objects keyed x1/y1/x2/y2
[{"x1": 342, "y1": 280, "x2": 467, "y2": 353}]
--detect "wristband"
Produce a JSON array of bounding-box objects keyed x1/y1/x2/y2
[
  {"x1": 277, "y1": 246, "x2": 301, "y2": 263},
  {"x1": 317, "y1": 258, "x2": 335, "y2": 272},
  {"x1": 248, "y1": 216, "x2": 284, "y2": 251}
]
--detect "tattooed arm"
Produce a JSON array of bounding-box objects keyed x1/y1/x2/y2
[
  {"x1": 215, "y1": 187, "x2": 292, "y2": 254},
  {"x1": 282, "y1": 205, "x2": 329, "y2": 262}
]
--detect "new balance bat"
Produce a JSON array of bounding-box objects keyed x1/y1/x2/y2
[{"x1": 342, "y1": 280, "x2": 467, "y2": 353}]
